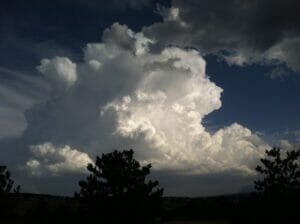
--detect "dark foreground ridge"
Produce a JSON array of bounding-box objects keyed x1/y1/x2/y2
[
  {"x1": 0, "y1": 192, "x2": 299, "y2": 224},
  {"x1": 0, "y1": 147, "x2": 299, "y2": 223}
]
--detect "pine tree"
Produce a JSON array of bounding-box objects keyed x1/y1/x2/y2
[
  {"x1": 254, "y1": 147, "x2": 300, "y2": 196},
  {"x1": 75, "y1": 149, "x2": 163, "y2": 223},
  {"x1": 0, "y1": 166, "x2": 20, "y2": 194}
]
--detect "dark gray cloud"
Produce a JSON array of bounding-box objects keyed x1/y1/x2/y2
[
  {"x1": 144, "y1": 0, "x2": 300, "y2": 73},
  {"x1": 0, "y1": 67, "x2": 49, "y2": 139},
  {"x1": 101, "y1": 0, "x2": 155, "y2": 10},
  {"x1": 49, "y1": 0, "x2": 158, "y2": 11}
]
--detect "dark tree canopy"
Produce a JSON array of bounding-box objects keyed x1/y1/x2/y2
[
  {"x1": 75, "y1": 149, "x2": 163, "y2": 223},
  {"x1": 254, "y1": 147, "x2": 300, "y2": 196},
  {"x1": 0, "y1": 166, "x2": 20, "y2": 194}
]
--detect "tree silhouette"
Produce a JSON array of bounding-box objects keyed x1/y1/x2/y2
[
  {"x1": 0, "y1": 166, "x2": 20, "y2": 194},
  {"x1": 75, "y1": 149, "x2": 163, "y2": 223},
  {"x1": 0, "y1": 166, "x2": 20, "y2": 223},
  {"x1": 254, "y1": 147, "x2": 300, "y2": 196}
]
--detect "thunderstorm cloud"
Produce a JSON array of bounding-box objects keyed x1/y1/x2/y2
[{"x1": 20, "y1": 23, "x2": 269, "y2": 180}]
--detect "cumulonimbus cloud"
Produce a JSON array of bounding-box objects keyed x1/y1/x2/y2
[{"x1": 23, "y1": 22, "x2": 269, "y2": 176}]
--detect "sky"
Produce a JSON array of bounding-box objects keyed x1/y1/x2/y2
[{"x1": 0, "y1": 0, "x2": 300, "y2": 197}]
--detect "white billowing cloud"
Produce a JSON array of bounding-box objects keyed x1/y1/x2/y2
[
  {"x1": 103, "y1": 90, "x2": 266, "y2": 174},
  {"x1": 23, "y1": 23, "x2": 269, "y2": 177},
  {"x1": 86, "y1": 23, "x2": 154, "y2": 62},
  {"x1": 37, "y1": 56, "x2": 77, "y2": 87},
  {"x1": 26, "y1": 159, "x2": 42, "y2": 176},
  {"x1": 277, "y1": 139, "x2": 295, "y2": 151},
  {"x1": 26, "y1": 142, "x2": 93, "y2": 176}
]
